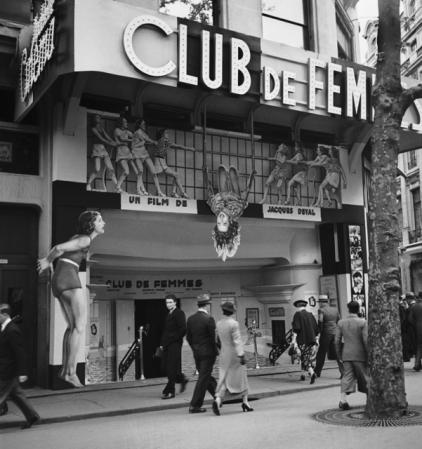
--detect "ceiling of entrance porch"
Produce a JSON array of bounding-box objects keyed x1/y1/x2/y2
[
  {"x1": 81, "y1": 71, "x2": 422, "y2": 152},
  {"x1": 90, "y1": 209, "x2": 317, "y2": 272}
]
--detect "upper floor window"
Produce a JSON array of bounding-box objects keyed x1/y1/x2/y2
[
  {"x1": 409, "y1": 0, "x2": 416, "y2": 16},
  {"x1": 410, "y1": 39, "x2": 417, "y2": 53},
  {"x1": 412, "y1": 187, "x2": 421, "y2": 230},
  {"x1": 408, "y1": 150, "x2": 417, "y2": 169},
  {"x1": 159, "y1": 0, "x2": 218, "y2": 25},
  {"x1": 336, "y1": 7, "x2": 354, "y2": 60},
  {"x1": 262, "y1": 0, "x2": 310, "y2": 49}
]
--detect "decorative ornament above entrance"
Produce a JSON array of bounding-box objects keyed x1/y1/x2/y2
[{"x1": 206, "y1": 165, "x2": 255, "y2": 262}]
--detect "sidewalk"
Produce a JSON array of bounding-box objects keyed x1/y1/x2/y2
[{"x1": 0, "y1": 360, "x2": 341, "y2": 430}]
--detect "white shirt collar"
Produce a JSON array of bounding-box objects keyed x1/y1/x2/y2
[
  {"x1": 1, "y1": 317, "x2": 11, "y2": 332},
  {"x1": 198, "y1": 308, "x2": 208, "y2": 314}
]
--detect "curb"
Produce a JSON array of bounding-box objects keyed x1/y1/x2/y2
[{"x1": 0, "y1": 382, "x2": 338, "y2": 430}]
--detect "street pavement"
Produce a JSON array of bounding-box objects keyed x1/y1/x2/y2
[
  {"x1": 1, "y1": 359, "x2": 421, "y2": 437},
  {"x1": 0, "y1": 362, "x2": 421, "y2": 449},
  {"x1": 0, "y1": 359, "x2": 341, "y2": 430}
]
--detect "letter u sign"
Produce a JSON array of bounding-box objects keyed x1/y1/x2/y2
[{"x1": 123, "y1": 15, "x2": 176, "y2": 77}]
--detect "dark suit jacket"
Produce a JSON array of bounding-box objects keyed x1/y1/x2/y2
[
  {"x1": 0, "y1": 321, "x2": 27, "y2": 381},
  {"x1": 161, "y1": 308, "x2": 186, "y2": 349},
  {"x1": 186, "y1": 311, "x2": 218, "y2": 359},
  {"x1": 408, "y1": 302, "x2": 422, "y2": 342}
]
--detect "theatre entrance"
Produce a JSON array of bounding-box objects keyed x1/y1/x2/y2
[{"x1": 135, "y1": 299, "x2": 168, "y2": 378}]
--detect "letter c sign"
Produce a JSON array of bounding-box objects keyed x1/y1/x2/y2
[{"x1": 123, "y1": 15, "x2": 176, "y2": 77}]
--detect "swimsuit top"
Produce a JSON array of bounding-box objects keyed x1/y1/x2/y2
[
  {"x1": 115, "y1": 128, "x2": 132, "y2": 147},
  {"x1": 153, "y1": 137, "x2": 170, "y2": 159},
  {"x1": 59, "y1": 235, "x2": 91, "y2": 266},
  {"x1": 132, "y1": 129, "x2": 151, "y2": 151},
  {"x1": 208, "y1": 192, "x2": 247, "y2": 221},
  {"x1": 92, "y1": 127, "x2": 107, "y2": 145}
]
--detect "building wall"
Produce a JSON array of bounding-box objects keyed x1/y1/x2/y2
[{"x1": 7, "y1": 0, "x2": 376, "y2": 387}]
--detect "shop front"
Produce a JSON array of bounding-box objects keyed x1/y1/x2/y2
[{"x1": 17, "y1": 0, "x2": 374, "y2": 388}]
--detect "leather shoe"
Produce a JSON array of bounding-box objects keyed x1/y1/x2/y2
[
  {"x1": 189, "y1": 407, "x2": 206, "y2": 414},
  {"x1": 0, "y1": 402, "x2": 8, "y2": 416},
  {"x1": 161, "y1": 393, "x2": 175, "y2": 400},
  {"x1": 310, "y1": 373, "x2": 316, "y2": 384},
  {"x1": 21, "y1": 415, "x2": 41, "y2": 429},
  {"x1": 338, "y1": 401, "x2": 350, "y2": 411},
  {"x1": 212, "y1": 400, "x2": 221, "y2": 416},
  {"x1": 180, "y1": 378, "x2": 189, "y2": 393}
]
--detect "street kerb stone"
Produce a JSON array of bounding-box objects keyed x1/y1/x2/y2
[{"x1": 312, "y1": 405, "x2": 422, "y2": 427}]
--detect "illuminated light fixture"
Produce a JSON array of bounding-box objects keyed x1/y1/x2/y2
[
  {"x1": 123, "y1": 15, "x2": 176, "y2": 77},
  {"x1": 327, "y1": 62, "x2": 342, "y2": 115},
  {"x1": 308, "y1": 58, "x2": 325, "y2": 110},
  {"x1": 230, "y1": 38, "x2": 251, "y2": 95},
  {"x1": 201, "y1": 29, "x2": 223, "y2": 89}
]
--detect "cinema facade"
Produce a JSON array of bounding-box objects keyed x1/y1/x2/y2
[{"x1": 5, "y1": 0, "x2": 421, "y2": 388}]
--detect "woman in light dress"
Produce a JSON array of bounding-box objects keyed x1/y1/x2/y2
[{"x1": 212, "y1": 301, "x2": 254, "y2": 415}]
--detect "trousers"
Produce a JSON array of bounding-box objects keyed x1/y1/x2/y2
[
  {"x1": 0, "y1": 377, "x2": 39, "y2": 422},
  {"x1": 190, "y1": 356, "x2": 217, "y2": 408}
]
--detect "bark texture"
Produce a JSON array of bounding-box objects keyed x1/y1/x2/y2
[{"x1": 366, "y1": 0, "x2": 409, "y2": 418}]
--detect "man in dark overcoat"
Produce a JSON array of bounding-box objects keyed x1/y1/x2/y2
[
  {"x1": 0, "y1": 303, "x2": 40, "y2": 429},
  {"x1": 186, "y1": 293, "x2": 218, "y2": 413},
  {"x1": 408, "y1": 293, "x2": 422, "y2": 371},
  {"x1": 315, "y1": 295, "x2": 341, "y2": 377},
  {"x1": 160, "y1": 294, "x2": 188, "y2": 399}
]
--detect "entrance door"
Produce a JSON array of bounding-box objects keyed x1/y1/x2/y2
[
  {"x1": 0, "y1": 205, "x2": 38, "y2": 383},
  {"x1": 271, "y1": 320, "x2": 286, "y2": 345},
  {"x1": 135, "y1": 299, "x2": 168, "y2": 378}
]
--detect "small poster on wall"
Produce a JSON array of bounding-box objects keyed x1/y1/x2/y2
[
  {"x1": 0, "y1": 141, "x2": 12, "y2": 163},
  {"x1": 348, "y1": 225, "x2": 366, "y2": 317},
  {"x1": 319, "y1": 275, "x2": 339, "y2": 305}
]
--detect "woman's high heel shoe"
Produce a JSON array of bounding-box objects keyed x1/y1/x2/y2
[{"x1": 241, "y1": 403, "x2": 254, "y2": 412}]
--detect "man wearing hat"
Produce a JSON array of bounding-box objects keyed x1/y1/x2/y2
[
  {"x1": 186, "y1": 293, "x2": 218, "y2": 413},
  {"x1": 291, "y1": 298, "x2": 319, "y2": 384},
  {"x1": 160, "y1": 294, "x2": 188, "y2": 399},
  {"x1": 315, "y1": 295, "x2": 341, "y2": 378}
]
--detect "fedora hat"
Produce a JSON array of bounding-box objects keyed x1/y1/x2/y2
[
  {"x1": 293, "y1": 299, "x2": 308, "y2": 308},
  {"x1": 197, "y1": 292, "x2": 211, "y2": 307},
  {"x1": 318, "y1": 295, "x2": 329, "y2": 303},
  {"x1": 221, "y1": 301, "x2": 235, "y2": 314}
]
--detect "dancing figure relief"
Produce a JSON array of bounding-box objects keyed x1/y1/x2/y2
[
  {"x1": 260, "y1": 143, "x2": 291, "y2": 205},
  {"x1": 207, "y1": 165, "x2": 256, "y2": 262},
  {"x1": 86, "y1": 114, "x2": 118, "y2": 192}
]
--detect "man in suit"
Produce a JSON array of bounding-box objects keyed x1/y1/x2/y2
[
  {"x1": 160, "y1": 294, "x2": 188, "y2": 399},
  {"x1": 408, "y1": 293, "x2": 422, "y2": 371},
  {"x1": 0, "y1": 303, "x2": 40, "y2": 429},
  {"x1": 335, "y1": 300, "x2": 368, "y2": 410},
  {"x1": 186, "y1": 292, "x2": 218, "y2": 414},
  {"x1": 315, "y1": 295, "x2": 341, "y2": 378}
]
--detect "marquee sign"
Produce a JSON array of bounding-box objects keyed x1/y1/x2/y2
[
  {"x1": 123, "y1": 15, "x2": 372, "y2": 121},
  {"x1": 263, "y1": 204, "x2": 321, "y2": 222},
  {"x1": 20, "y1": 0, "x2": 55, "y2": 102},
  {"x1": 121, "y1": 192, "x2": 198, "y2": 214}
]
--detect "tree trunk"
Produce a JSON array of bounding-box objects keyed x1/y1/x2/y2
[{"x1": 365, "y1": 0, "x2": 407, "y2": 418}]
